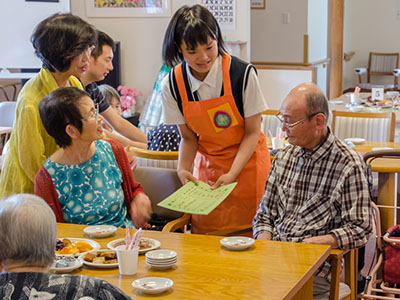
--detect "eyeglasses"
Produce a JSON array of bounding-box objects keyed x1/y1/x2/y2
[
  {"x1": 275, "y1": 112, "x2": 322, "y2": 129},
  {"x1": 82, "y1": 104, "x2": 99, "y2": 121}
]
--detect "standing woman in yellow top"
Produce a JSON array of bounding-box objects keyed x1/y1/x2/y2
[
  {"x1": 161, "y1": 5, "x2": 271, "y2": 234},
  {"x1": 0, "y1": 14, "x2": 96, "y2": 198}
]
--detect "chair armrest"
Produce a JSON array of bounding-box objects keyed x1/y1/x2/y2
[
  {"x1": 206, "y1": 224, "x2": 253, "y2": 236},
  {"x1": 354, "y1": 68, "x2": 367, "y2": 75},
  {"x1": 329, "y1": 248, "x2": 357, "y2": 300},
  {"x1": 393, "y1": 68, "x2": 400, "y2": 76},
  {"x1": 162, "y1": 213, "x2": 191, "y2": 232}
]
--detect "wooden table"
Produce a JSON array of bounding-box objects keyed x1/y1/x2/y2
[{"x1": 57, "y1": 223, "x2": 331, "y2": 300}]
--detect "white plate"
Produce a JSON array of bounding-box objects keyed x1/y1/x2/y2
[
  {"x1": 83, "y1": 225, "x2": 117, "y2": 238},
  {"x1": 220, "y1": 236, "x2": 255, "y2": 251},
  {"x1": 372, "y1": 147, "x2": 393, "y2": 151},
  {"x1": 107, "y1": 238, "x2": 160, "y2": 254},
  {"x1": 132, "y1": 277, "x2": 173, "y2": 294},
  {"x1": 146, "y1": 258, "x2": 177, "y2": 265},
  {"x1": 329, "y1": 100, "x2": 344, "y2": 105},
  {"x1": 349, "y1": 105, "x2": 365, "y2": 112},
  {"x1": 344, "y1": 138, "x2": 366, "y2": 145},
  {"x1": 146, "y1": 263, "x2": 176, "y2": 270},
  {"x1": 145, "y1": 250, "x2": 177, "y2": 260},
  {"x1": 56, "y1": 238, "x2": 100, "y2": 257},
  {"x1": 49, "y1": 256, "x2": 83, "y2": 273},
  {"x1": 79, "y1": 249, "x2": 118, "y2": 269}
]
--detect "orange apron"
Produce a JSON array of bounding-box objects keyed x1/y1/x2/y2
[{"x1": 175, "y1": 54, "x2": 271, "y2": 234}]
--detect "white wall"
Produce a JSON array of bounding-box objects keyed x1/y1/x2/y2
[
  {"x1": 343, "y1": 0, "x2": 400, "y2": 91},
  {"x1": 307, "y1": 0, "x2": 327, "y2": 62},
  {"x1": 70, "y1": 0, "x2": 250, "y2": 111},
  {"x1": 251, "y1": 0, "x2": 307, "y2": 63}
]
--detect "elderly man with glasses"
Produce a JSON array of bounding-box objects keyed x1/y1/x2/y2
[{"x1": 253, "y1": 83, "x2": 372, "y2": 297}]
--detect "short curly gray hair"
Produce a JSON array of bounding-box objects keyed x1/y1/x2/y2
[{"x1": 0, "y1": 194, "x2": 56, "y2": 267}]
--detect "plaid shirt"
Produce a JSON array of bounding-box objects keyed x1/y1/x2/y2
[
  {"x1": 85, "y1": 82, "x2": 110, "y2": 113},
  {"x1": 253, "y1": 130, "x2": 372, "y2": 278}
]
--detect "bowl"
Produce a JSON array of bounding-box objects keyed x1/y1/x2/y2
[
  {"x1": 220, "y1": 236, "x2": 255, "y2": 251},
  {"x1": 132, "y1": 277, "x2": 173, "y2": 294},
  {"x1": 83, "y1": 225, "x2": 117, "y2": 238}
]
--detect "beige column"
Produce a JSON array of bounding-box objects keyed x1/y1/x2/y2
[{"x1": 327, "y1": 0, "x2": 344, "y2": 99}]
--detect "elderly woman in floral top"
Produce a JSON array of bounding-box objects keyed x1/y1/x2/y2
[{"x1": 34, "y1": 87, "x2": 151, "y2": 228}]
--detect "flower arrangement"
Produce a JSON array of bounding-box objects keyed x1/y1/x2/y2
[{"x1": 117, "y1": 85, "x2": 142, "y2": 113}]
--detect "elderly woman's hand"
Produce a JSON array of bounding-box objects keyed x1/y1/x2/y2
[{"x1": 130, "y1": 193, "x2": 152, "y2": 228}]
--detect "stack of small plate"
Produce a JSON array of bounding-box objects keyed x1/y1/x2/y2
[{"x1": 145, "y1": 250, "x2": 177, "y2": 270}]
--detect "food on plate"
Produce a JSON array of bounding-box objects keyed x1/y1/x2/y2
[
  {"x1": 139, "y1": 239, "x2": 152, "y2": 250},
  {"x1": 55, "y1": 239, "x2": 94, "y2": 254},
  {"x1": 84, "y1": 251, "x2": 118, "y2": 264},
  {"x1": 111, "y1": 238, "x2": 153, "y2": 250}
]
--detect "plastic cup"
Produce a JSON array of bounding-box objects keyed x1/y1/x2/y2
[
  {"x1": 116, "y1": 245, "x2": 139, "y2": 275},
  {"x1": 271, "y1": 137, "x2": 285, "y2": 150},
  {"x1": 350, "y1": 93, "x2": 360, "y2": 104}
]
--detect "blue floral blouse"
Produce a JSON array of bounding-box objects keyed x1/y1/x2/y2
[{"x1": 44, "y1": 140, "x2": 133, "y2": 227}]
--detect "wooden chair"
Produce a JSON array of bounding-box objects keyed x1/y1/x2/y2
[
  {"x1": 331, "y1": 110, "x2": 395, "y2": 142},
  {"x1": 162, "y1": 214, "x2": 253, "y2": 236},
  {"x1": 261, "y1": 109, "x2": 280, "y2": 137},
  {"x1": 354, "y1": 52, "x2": 399, "y2": 90},
  {"x1": 126, "y1": 145, "x2": 178, "y2": 169}
]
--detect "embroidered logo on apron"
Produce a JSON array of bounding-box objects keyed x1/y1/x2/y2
[
  {"x1": 207, "y1": 103, "x2": 238, "y2": 133},
  {"x1": 214, "y1": 111, "x2": 232, "y2": 128}
]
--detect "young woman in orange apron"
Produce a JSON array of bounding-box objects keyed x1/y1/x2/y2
[{"x1": 161, "y1": 5, "x2": 271, "y2": 234}]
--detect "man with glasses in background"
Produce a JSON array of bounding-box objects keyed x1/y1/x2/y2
[{"x1": 253, "y1": 82, "x2": 372, "y2": 298}]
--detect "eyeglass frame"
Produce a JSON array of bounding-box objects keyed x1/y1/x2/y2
[
  {"x1": 275, "y1": 111, "x2": 322, "y2": 129},
  {"x1": 81, "y1": 103, "x2": 99, "y2": 121}
]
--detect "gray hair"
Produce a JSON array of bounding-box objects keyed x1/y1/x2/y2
[
  {"x1": 0, "y1": 194, "x2": 56, "y2": 267},
  {"x1": 98, "y1": 84, "x2": 120, "y2": 104},
  {"x1": 305, "y1": 89, "x2": 330, "y2": 124}
]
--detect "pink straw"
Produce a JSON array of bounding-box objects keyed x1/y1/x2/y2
[
  {"x1": 268, "y1": 129, "x2": 274, "y2": 139},
  {"x1": 125, "y1": 225, "x2": 131, "y2": 250}
]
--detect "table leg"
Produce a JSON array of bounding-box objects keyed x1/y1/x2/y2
[{"x1": 291, "y1": 277, "x2": 313, "y2": 299}]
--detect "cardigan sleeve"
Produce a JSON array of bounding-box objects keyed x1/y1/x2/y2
[
  {"x1": 34, "y1": 166, "x2": 65, "y2": 222},
  {"x1": 107, "y1": 140, "x2": 144, "y2": 217}
]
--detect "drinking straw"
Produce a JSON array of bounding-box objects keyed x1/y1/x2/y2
[
  {"x1": 133, "y1": 229, "x2": 143, "y2": 250},
  {"x1": 128, "y1": 228, "x2": 143, "y2": 250},
  {"x1": 268, "y1": 129, "x2": 274, "y2": 139},
  {"x1": 125, "y1": 225, "x2": 131, "y2": 250}
]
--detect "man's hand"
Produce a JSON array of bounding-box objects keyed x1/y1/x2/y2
[
  {"x1": 256, "y1": 232, "x2": 272, "y2": 240},
  {"x1": 130, "y1": 193, "x2": 152, "y2": 228},
  {"x1": 302, "y1": 234, "x2": 338, "y2": 248}
]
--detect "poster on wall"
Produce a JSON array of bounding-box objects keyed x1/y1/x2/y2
[
  {"x1": 202, "y1": 0, "x2": 235, "y2": 31},
  {"x1": 85, "y1": 0, "x2": 171, "y2": 18}
]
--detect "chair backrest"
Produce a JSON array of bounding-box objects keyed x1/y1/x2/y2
[
  {"x1": 126, "y1": 146, "x2": 178, "y2": 169},
  {"x1": 331, "y1": 110, "x2": 395, "y2": 142},
  {"x1": 261, "y1": 109, "x2": 280, "y2": 137},
  {"x1": 0, "y1": 101, "x2": 17, "y2": 127},
  {"x1": 133, "y1": 166, "x2": 183, "y2": 220},
  {"x1": 368, "y1": 52, "x2": 399, "y2": 85}
]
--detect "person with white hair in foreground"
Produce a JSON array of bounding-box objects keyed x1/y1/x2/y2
[{"x1": 0, "y1": 193, "x2": 131, "y2": 300}]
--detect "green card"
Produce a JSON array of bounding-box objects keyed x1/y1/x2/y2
[{"x1": 157, "y1": 181, "x2": 237, "y2": 215}]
